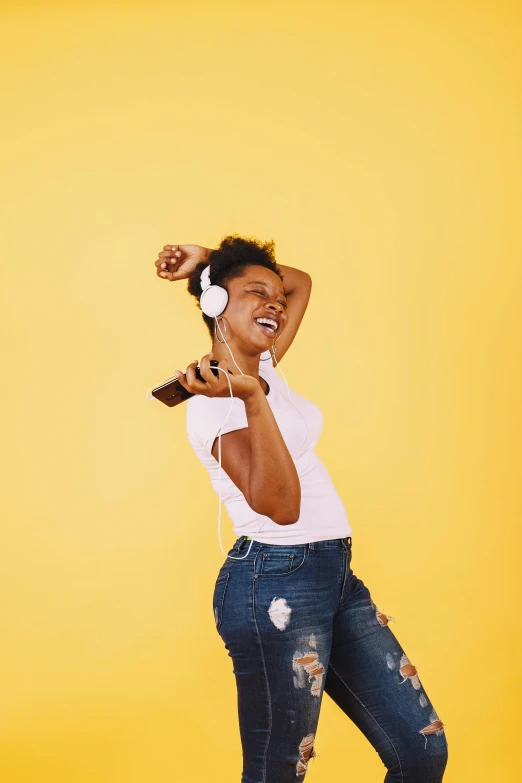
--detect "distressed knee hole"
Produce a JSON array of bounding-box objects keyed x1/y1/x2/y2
[
  {"x1": 292, "y1": 650, "x2": 325, "y2": 697},
  {"x1": 419, "y1": 710, "x2": 445, "y2": 748}
]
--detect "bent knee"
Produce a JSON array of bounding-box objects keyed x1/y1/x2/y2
[{"x1": 401, "y1": 740, "x2": 448, "y2": 781}]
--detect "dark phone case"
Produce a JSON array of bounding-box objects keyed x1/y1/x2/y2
[{"x1": 151, "y1": 360, "x2": 220, "y2": 408}]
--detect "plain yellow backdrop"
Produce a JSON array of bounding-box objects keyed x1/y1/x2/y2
[{"x1": 1, "y1": 1, "x2": 521, "y2": 781}]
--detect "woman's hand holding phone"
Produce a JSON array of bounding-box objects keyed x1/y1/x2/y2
[{"x1": 174, "y1": 353, "x2": 262, "y2": 402}]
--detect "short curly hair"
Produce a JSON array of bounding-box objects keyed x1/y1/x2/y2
[{"x1": 187, "y1": 234, "x2": 283, "y2": 340}]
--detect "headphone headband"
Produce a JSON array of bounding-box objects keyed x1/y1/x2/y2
[{"x1": 200, "y1": 264, "x2": 211, "y2": 291}]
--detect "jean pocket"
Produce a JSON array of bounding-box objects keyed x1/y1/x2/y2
[
  {"x1": 212, "y1": 572, "x2": 230, "y2": 631},
  {"x1": 258, "y1": 546, "x2": 307, "y2": 576}
]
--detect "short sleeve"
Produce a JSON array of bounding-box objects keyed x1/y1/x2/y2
[{"x1": 186, "y1": 394, "x2": 249, "y2": 455}]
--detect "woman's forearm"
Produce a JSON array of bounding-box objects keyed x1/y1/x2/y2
[
  {"x1": 276, "y1": 263, "x2": 311, "y2": 295},
  {"x1": 244, "y1": 388, "x2": 301, "y2": 525},
  {"x1": 205, "y1": 247, "x2": 310, "y2": 296}
]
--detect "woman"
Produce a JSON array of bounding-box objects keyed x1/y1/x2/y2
[{"x1": 154, "y1": 235, "x2": 448, "y2": 782}]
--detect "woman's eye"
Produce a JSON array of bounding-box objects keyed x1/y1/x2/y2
[{"x1": 251, "y1": 290, "x2": 287, "y2": 308}]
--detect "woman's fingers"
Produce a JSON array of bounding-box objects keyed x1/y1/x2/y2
[
  {"x1": 155, "y1": 246, "x2": 183, "y2": 280},
  {"x1": 173, "y1": 369, "x2": 187, "y2": 389},
  {"x1": 155, "y1": 244, "x2": 208, "y2": 282},
  {"x1": 158, "y1": 248, "x2": 182, "y2": 262},
  {"x1": 180, "y1": 359, "x2": 208, "y2": 395},
  {"x1": 216, "y1": 357, "x2": 233, "y2": 377},
  {"x1": 155, "y1": 251, "x2": 177, "y2": 280},
  {"x1": 184, "y1": 358, "x2": 202, "y2": 389},
  {"x1": 215, "y1": 358, "x2": 235, "y2": 394},
  {"x1": 156, "y1": 253, "x2": 175, "y2": 266},
  {"x1": 198, "y1": 353, "x2": 218, "y2": 386},
  {"x1": 174, "y1": 355, "x2": 239, "y2": 397},
  {"x1": 200, "y1": 353, "x2": 232, "y2": 389},
  {"x1": 173, "y1": 358, "x2": 197, "y2": 389}
]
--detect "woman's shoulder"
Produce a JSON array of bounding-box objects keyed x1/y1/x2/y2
[
  {"x1": 185, "y1": 392, "x2": 247, "y2": 452},
  {"x1": 186, "y1": 393, "x2": 244, "y2": 429},
  {"x1": 186, "y1": 392, "x2": 243, "y2": 417}
]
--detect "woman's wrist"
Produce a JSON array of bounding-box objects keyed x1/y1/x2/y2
[{"x1": 243, "y1": 385, "x2": 267, "y2": 409}]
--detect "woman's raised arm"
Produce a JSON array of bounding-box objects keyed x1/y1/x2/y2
[{"x1": 270, "y1": 263, "x2": 312, "y2": 364}]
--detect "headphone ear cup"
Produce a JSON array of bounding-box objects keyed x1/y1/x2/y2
[{"x1": 200, "y1": 284, "x2": 228, "y2": 318}]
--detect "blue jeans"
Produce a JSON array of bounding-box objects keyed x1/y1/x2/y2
[{"x1": 213, "y1": 535, "x2": 448, "y2": 782}]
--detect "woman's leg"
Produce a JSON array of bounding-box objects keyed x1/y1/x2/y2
[
  {"x1": 213, "y1": 536, "x2": 348, "y2": 782},
  {"x1": 325, "y1": 544, "x2": 449, "y2": 782}
]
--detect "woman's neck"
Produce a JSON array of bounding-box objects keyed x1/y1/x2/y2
[{"x1": 210, "y1": 341, "x2": 269, "y2": 394}]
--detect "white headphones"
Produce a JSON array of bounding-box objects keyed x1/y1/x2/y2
[{"x1": 199, "y1": 263, "x2": 229, "y2": 317}]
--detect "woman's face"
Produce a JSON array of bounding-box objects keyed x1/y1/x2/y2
[{"x1": 220, "y1": 265, "x2": 288, "y2": 353}]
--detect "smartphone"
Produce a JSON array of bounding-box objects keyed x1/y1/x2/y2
[{"x1": 150, "y1": 359, "x2": 220, "y2": 407}]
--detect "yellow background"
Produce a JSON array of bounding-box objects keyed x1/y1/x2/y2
[{"x1": 1, "y1": 1, "x2": 521, "y2": 781}]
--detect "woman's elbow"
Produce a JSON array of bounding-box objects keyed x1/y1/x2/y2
[
  {"x1": 270, "y1": 503, "x2": 301, "y2": 526},
  {"x1": 273, "y1": 514, "x2": 300, "y2": 526},
  {"x1": 249, "y1": 500, "x2": 301, "y2": 525}
]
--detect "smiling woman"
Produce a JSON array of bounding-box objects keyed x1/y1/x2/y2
[{"x1": 153, "y1": 234, "x2": 448, "y2": 782}]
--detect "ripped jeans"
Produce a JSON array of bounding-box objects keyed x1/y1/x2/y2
[{"x1": 213, "y1": 535, "x2": 448, "y2": 782}]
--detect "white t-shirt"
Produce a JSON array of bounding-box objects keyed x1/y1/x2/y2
[{"x1": 185, "y1": 352, "x2": 353, "y2": 544}]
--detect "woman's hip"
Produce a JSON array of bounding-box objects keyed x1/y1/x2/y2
[{"x1": 212, "y1": 536, "x2": 352, "y2": 640}]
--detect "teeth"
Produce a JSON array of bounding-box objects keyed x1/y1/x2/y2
[{"x1": 255, "y1": 317, "x2": 278, "y2": 331}]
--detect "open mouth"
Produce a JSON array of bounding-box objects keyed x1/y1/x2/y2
[{"x1": 254, "y1": 317, "x2": 278, "y2": 337}]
